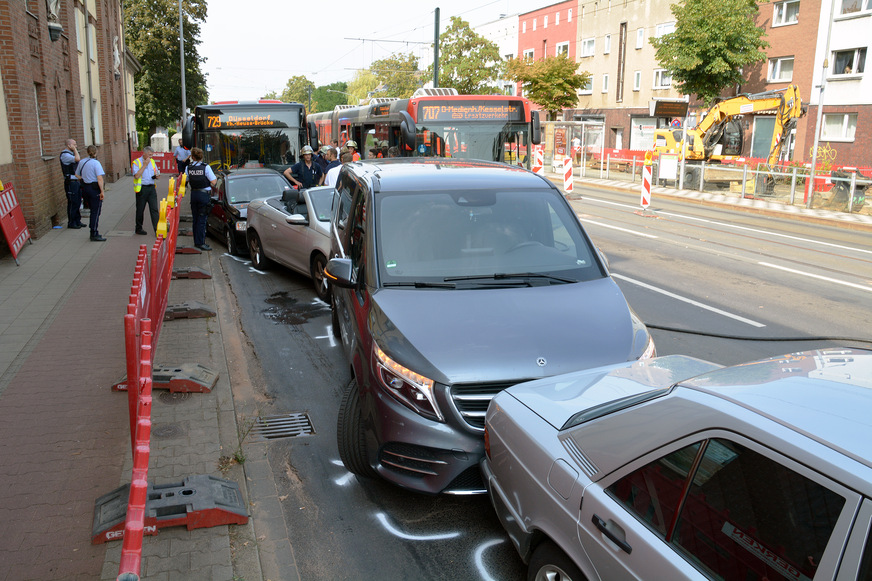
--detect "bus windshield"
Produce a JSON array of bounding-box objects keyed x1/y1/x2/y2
[{"x1": 414, "y1": 122, "x2": 532, "y2": 166}]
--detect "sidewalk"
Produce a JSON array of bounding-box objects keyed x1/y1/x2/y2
[{"x1": 0, "y1": 170, "x2": 868, "y2": 581}]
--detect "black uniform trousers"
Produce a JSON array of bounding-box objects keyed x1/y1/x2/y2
[
  {"x1": 81, "y1": 181, "x2": 102, "y2": 236},
  {"x1": 190, "y1": 188, "x2": 211, "y2": 246},
  {"x1": 135, "y1": 184, "x2": 159, "y2": 233},
  {"x1": 65, "y1": 178, "x2": 83, "y2": 227}
]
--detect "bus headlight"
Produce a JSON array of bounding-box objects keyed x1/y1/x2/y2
[{"x1": 374, "y1": 343, "x2": 442, "y2": 422}]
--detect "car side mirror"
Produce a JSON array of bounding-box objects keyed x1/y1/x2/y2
[
  {"x1": 531, "y1": 110, "x2": 541, "y2": 145},
  {"x1": 325, "y1": 257, "x2": 355, "y2": 288},
  {"x1": 286, "y1": 214, "x2": 309, "y2": 226}
]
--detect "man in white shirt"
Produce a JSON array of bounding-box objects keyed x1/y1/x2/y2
[
  {"x1": 173, "y1": 143, "x2": 191, "y2": 175},
  {"x1": 325, "y1": 151, "x2": 351, "y2": 188}
]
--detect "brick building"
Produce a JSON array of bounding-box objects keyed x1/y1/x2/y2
[{"x1": 0, "y1": 0, "x2": 133, "y2": 245}]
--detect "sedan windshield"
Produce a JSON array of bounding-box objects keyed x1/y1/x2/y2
[
  {"x1": 375, "y1": 189, "x2": 605, "y2": 285},
  {"x1": 227, "y1": 174, "x2": 289, "y2": 204}
]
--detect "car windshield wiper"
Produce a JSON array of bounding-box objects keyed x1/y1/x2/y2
[
  {"x1": 443, "y1": 272, "x2": 576, "y2": 284},
  {"x1": 383, "y1": 281, "x2": 457, "y2": 289}
]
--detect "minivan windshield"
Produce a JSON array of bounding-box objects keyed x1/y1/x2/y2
[{"x1": 375, "y1": 189, "x2": 605, "y2": 285}]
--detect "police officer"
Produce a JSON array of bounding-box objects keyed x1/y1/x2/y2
[
  {"x1": 132, "y1": 146, "x2": 160, "y2": 235},
  {"x1": 75, "y1": 145, "x2": 106, "y2": 241},
  {"x1": 185, "y1": 147, "x2": 217, "y2": 251},
  {"x1": 60, "y1": 138, "x2": 84, "y2": 229}
]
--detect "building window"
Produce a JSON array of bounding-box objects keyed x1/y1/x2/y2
[
  {"x1": 505, "y1": 53, "x2": 514, "y2": 61},
  {"x1": 579, "y1": 78, "x2": 593, "y2": 95},
  {"x1": 568, "y1": 8, "x2": 572, "y2": 22},
  {"x1": 654, "y1": 69, "x2": 672, "y2": 89},
  {"x1": 633, "y1": 70, "x2": 642, "y2": 91},
  {"x1": 839, "y1": 0, "x2": 871, "y2": 15},
  {"x1": 522, "y1": 21, "x2": 526, "y2": 34},
  {"x1": 822, "y1": 113, "x2": 857, "y2": 141},
  {"x1": 832, "y1": 48, "x2": 866, "y2": 75},
  {"x1": 773, "y1": 0, "x2": 800, "y2": 25},
  {"x1": 544, "y1": 15, "x2": 548, "y2": 28},
  {"x1": 602, "y1": 74, "x2": 610, "y2": 93},
  {"x1": 636, "y1": 28, "x2": 645, "y2": 49},
  {"x1": 524, "y1": 49, "x2": 534, "y2": 61},
  {"x1": 34, "y1": 85, "x2": 45, "y2": 156},
  {"x1": 581, "y1": 38, "x2": 595, "y2": 57},
  {"x1": 556, "y1": 42, "x2": 569, "y2": 57},
  {"x1": 655, "y1": 22, "x2": 675, "y2": 37},
  {"x1": 556, "y1": 11, "x2": 560, "y2": 25},
  {"x1": 533, "y1": 18, "x2": 536, "y2": 31},
  {"x1": 604, "y1": 34, "x2": 611, "y2": 54},
  {"x1": 75, "y1": 8, "x2": 83, "y2": 53},
  {"x1": 88, "y1": 23, "x2": 97, "y2": 62},
  {"x1": 768, "y1": 57, "x2": 795, "y2": 82}
]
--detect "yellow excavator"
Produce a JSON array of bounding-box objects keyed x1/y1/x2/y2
[{"x1": 654, "y1": 84, "x2": 805, "y2": 189}]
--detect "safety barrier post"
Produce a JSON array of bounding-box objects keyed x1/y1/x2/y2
[
  {"x1": 639, "y1": 151, "x2": 653, "y2": 214},
  {"x1": 563, "y1": 157, "x2": 574, "y2": 195},
  {"x1": 532, "y1": 146, "x2": 544, "y2": 176}
]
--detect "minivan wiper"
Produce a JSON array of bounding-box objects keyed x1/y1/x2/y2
[
  {"x1": 443, "y1": 272, "x2": 576, "y2": 284},
  {"x1": 383, "y1": 281, "x2": 457, "y2": 289}
]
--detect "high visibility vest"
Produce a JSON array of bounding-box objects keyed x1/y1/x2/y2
[{"x1": 133, "y1": 157, "x2": 157, "y2": 192}]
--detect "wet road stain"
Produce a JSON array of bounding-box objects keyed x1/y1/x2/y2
[{"x1": 263, "y1": 291, "x2": 331, "y2": 325}]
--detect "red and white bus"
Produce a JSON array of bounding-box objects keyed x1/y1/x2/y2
[{"x1": 308, "y1": 88, "x2": 541, "y2": 169}]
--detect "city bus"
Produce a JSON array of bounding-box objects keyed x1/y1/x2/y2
[
  {"x1": 181, "y1": 100, "x2": 319, "y2": 174},
  {"x1": 308, "y1": 88, "x2": 541, "y2": 169}
]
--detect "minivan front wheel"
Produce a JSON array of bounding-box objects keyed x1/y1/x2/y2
[{"x1": 337, "y1": 378, "x2": 377, "y2": 479}]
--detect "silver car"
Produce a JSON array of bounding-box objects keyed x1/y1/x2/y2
[
  {"x1": 482, "y1": 348, "x2": 872, "y2": 581},
  {"x1": 246, "y1": 185, "x2": 335, "y2": 301}
]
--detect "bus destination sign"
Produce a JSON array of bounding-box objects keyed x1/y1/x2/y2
[
  {"x1": 418, "y1": 101, "x2": 524, "y2": 122},
  {"x1": 205, "y1": 113, "x2": 287, "y2": 129}
]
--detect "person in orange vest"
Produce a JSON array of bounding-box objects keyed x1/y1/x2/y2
[{"x1": 346, "y1": 140, "x2": 361, "y2": 161}]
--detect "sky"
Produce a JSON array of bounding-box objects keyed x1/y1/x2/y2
[{"x1": 199, "y1": 0, "x2": 558, "y2": 102}]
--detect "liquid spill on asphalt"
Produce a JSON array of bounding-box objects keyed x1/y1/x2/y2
[{"x1": 263, "y1": 291, "x2": 331, "y2": 325}]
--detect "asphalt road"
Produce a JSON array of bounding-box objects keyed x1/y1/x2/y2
[{"x1": 213, "y1": 184, "x2": 872, "y2": 580}]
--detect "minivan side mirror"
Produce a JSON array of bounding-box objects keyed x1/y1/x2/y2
[{"x1": 325, "y1": 258, "x2": 355, "y2": 289}]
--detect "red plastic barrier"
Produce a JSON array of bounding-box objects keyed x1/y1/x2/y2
[
  {"x1": 0, "y1": 182, "x2": 33, "y2": 265},
  {"x1": 130, "y1": 151, "x2": 177, "y2": 174}
]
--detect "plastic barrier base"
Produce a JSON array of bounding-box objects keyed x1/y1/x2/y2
[
  {"x1": 92, "y1": 475, "x2": 249, "y2": 544},
  {"x1": 175, "y1": 245, "x2": 202, "y2": 254},
  {"x1": 112, "y1": 363, "x2": 219, "y2": 393},
  {"x1": 164, "y1": 300, "x2": 216, "y2": 320},
  {"x1": 172, "y1": 266, "x2": 212, "y2": 279}
]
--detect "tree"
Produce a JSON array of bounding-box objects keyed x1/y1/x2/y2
[
  {"x1": 311, "y1": 82, "x2": 349, "y2": 113},
  {"x1": 371, "y1": 53, "x2": 421, "y2": 98},
  {"x1": 261, "y1": 90, "x2": 279, "y2": 100},
  {"x1": 280, "y1": 76, "x2": 315, "y2": 109},
  {"x1": 427, "y1": 16, "x2": 504, "y2": 94},
  {"x1": 650, "y1": 0, "x2": 769, "y2": 105},
  {"x1": 506, "y1": 55, "x2": 590, "y2": 119},
  {"x1": 124, "y1": 0, "x2": 209, "y2": 135},
  {"x1": 346, "y1": 69, "x2": 379, "y2": 105}
]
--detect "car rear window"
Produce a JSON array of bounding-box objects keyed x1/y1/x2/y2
[{"x1": 374, "y1": 188, "x2": 604, "y2": 284}]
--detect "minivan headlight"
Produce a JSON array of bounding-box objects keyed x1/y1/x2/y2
[{"x1": 374, "y1": 343, "x2": 443, "y2": 422}]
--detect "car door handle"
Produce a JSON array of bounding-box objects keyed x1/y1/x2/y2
[{"x1": 592, "y1": 514, "x2": 632, "y2": 554}]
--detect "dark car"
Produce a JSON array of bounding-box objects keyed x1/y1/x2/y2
[
  {"x1": 206, "y1": 168, "x2": 292, "y2": 255},
  {"x1": 482, "y1": 348, "x2": 872, "y2": 581},
  {"x1": 325, "y1": 159, "x2": 655, "y2": 495}
]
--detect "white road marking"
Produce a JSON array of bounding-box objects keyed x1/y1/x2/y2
[
  {"x1": 580, "y1": 218, "x2": 659, "y2": 239},
  {"x1": 315, "y1": 325, "x2": 338, "y2": 348},
  {"x1": 375, "y1": 512, "x2": 460, "y2": 541},
  {"x1": 612, "y1": 273, "x2": 766, "y2": 327},
  {"x1": 759, "y1": 262, "x2": 872, "y2": 293},
  {"x1": 473, "y1": 539, "x2": 507, "y2": 581}
]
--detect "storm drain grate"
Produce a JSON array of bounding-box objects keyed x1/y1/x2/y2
[{"x1": 250, "y1": 413, "x2": 315, "y2": 440}]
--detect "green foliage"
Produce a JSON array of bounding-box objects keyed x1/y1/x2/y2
[
  {"x1": 371, "y1": 53, "x2": 421, "y2": 98},
  {"x1": 124, "y1": 0, "x2": 209, "y2": 135},
  {"x1": 346, "y1": 70, "x2": 379, "y2": 104},
  {"x1": 280, "y1": 76, "x2": 316, "y2": 108},
  {"x1": 311, "y1": 82, "x2": 350, "y2": 112},
  {"x1": 506, "y1": 55, "x2": 590, "y2": 119},
  {"x1": 650, "y1": 0, "x2": 769, "y2": 105},
  {"x1": 427, "y1": 16, "x2": 504, "y2": 94},
  {"x1": 261, "y1": 90, "x2": 279, "y2": 100}
]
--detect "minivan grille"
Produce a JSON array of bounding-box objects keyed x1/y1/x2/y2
[{"x1": 450, "y1": 381, "x2": 530, "y2": 430}]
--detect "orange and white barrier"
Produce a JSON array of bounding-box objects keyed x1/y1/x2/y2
[
  {"x1": 641, "y1": 151, "x2": 653, "y2": 209},
  {"x1": 532, "y1": 147, "x2": 544, "y2": 176},
  {"x1": 563, "y1": 156, "x2": 574, "y2": 194}
]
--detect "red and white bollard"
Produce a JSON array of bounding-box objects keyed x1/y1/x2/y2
[
  {"x1": 640, "y1": 151, "x2": 653, "y2": 210},
  {"x1": 563, "y1": 156, "x2": 574, "y2": 194},
  {"x1": 532, "y1": 146, "x2": 544, "y2": 176}
]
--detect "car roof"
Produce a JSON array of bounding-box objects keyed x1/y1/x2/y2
[
  {"x1": 345, "y1": 159, "x2": 555, "y2": 193},
  {"x1": 680, "y1": 348, "x2": 872, "y2": 469}
]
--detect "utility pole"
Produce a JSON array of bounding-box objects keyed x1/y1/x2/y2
[
  {"x1": 179, "y1": 0, "x2": 186, "y2": 127},
  {"x1": 433, "y1": 8, "x2": 440, "y2": 88}
]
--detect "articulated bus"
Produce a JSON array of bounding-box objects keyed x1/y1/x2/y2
[
  {"x1": 308, "y1": 88, "x2": 541, "y2": 169},
  {"x1": 182, "y1": 100, "x2": 319, "y2": 174}
]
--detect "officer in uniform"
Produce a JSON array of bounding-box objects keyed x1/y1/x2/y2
[
  {"x1": 185, "y1": 147, "x2": 217, "y2": 251},
  {"x1": 59, "y1": 139, "x2": 84, "y2": 228},
  {"x1": 75, "y1": 145, "x2": 106, "y2": 241}
]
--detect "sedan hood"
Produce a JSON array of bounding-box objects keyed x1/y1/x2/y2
[
  {"x1": 501, "y1": 355, "x2": 722, "y2": 429},
  {"x1": 371, "y1": 278, "x2": 643, "y2": 385}
]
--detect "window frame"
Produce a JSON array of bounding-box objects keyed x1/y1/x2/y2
[
  {"x1": 821, "y1": 112, "x2": 858, "y2": 141},
  {"x1": 579, "y1": 77, "x2": 593, "y2": 95},
  {"x1": 633, "y1": 71, "x2": 642, "y2": 91},
  {"x1": 838, "y1": 0, "x2": 871, "y2": 16},
  {"x1": 604, "y1": 34, "x2": 611, "y2": 55},
  {"x1": 602, "y1": 74, "x2": 610, "y2": 93},
  {"x1": 768, "y1": 56, "x2": 795, "y2": 82},
  {"x1": 831, "y1": 47, "x2": 866, "y2": 77},
  {"x1": 581, "y1": 37, "x2": 595, "y2": 57},
  {"x1": 773, "y1": 0, "x2": 801, "y2": 26},
  {"x1": 556, "y1": 42, "x2": 569, "y2": 57},
  {"x1": 653, "y1": 68, "x2": 672, "y2": 89},
  {"x1": 523, "y1": 48, "x2": 534, "y2": 61},
  {"x1": 636, "y1": 28, "x2": 645, "y2": 49},
  {"x1": 655, "y1": 21, "x2": 675, "y2": 37}
]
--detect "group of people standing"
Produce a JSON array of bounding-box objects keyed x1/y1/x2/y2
[
  {"x1": 282, "y1": 139, "x2": 371, "y2": 190},
  {"x1": 60, "y1": 139, "x2": 106, "y2": 241}
]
